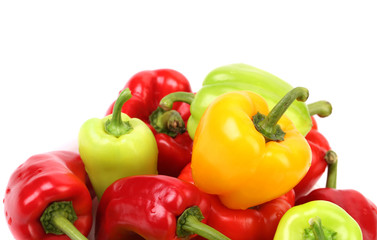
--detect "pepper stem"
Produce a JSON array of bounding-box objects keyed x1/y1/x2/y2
[
  {"x1": 176, "y1": 206, "x2": 230, "y2": 240},
  {"x1": 40, "y1": 201, "x2": 88, "y2": 240},
  {"x1": 304, "y1": 216, "x2": 337, "y2": 239},
  {"x1": 308, "y1": 101, "x2": 333, "y2": 117},
  {"x1": 149, "y1": 107, "x2": 186, "y2": 137},
  {"x1": 253, "y1": 87, "x2": 309, "y2": 142},
  {"x1": 309, "y1": 217, "x2": 326, "y2": 240},
  {"x1": 149, "y1": 91, "x2": 194, "y2": 137},
  {"x1": 325, "y1": 150, "x2": 338, "y2": 189},
  {"x1": 105, "y1": 88, "x2": 133, "y2": 137},
  {"x1": 159, "y1": 92, "x2": 195, "y2": 111}
]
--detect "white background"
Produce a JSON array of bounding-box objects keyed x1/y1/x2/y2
[{"x1": 1, "y1": 1, "x2": 376, "y2": 238}]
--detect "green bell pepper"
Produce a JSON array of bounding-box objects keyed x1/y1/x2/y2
[
  {"x1": 274, "y1": 200, "x2": 362, "y2": 240},
  {"x1": 185, "y1": 63, "x2": 312, "y2": 139},
  {"x1": 78, "y1": 88, "x2": 158, "y2": 199}
]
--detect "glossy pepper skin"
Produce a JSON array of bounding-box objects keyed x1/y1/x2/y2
[
  {"x1": 191, "y1": 89, "x2": 311, "y2": 209},
  {"x1": 294, "y1": 116, "x2": 331, "y2": 199},
  {"x1": 106, "y1": 69, "x2": 193, "y2": 177},
  {"x1": 79, "y1": 88, "x2": 158, "y2": 199},
  {"x1": 187, "y1": 63, "x2": 312, "y2": 139},
  {"x1": 4, "y1": 151, "x2": 92, "y2": 240},
  {"x1": 95, "y1": 175, "x2": 230, "y2": 240},
  {"x1": 274, "y1": 200, "x2": 362, "y2": 239},
  {"x1": 296, "y1": 152, "x2": 377, "y2": 240},
  {"x1": 179, "y1": 163, "x2": 295, "y2": 240}
]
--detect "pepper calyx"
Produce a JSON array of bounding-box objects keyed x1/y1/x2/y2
[
  {"x1": 149, "y1": 107, "x2": 186, "y2": 137},
  {"x1": 105, "y1": 119, "x2": 133, "y2": 137},
  {"x1": 253, "y1": 112, "x2": 285, "y2": 141},
  {"x1": 303, "y1": 216, "x2": 337, "y2": 240},
  {"x1": 40, "y1": 201, "x2": 77, "y2": 235},
  {"x1": 176, "y1": 206, "x2": 204, "y2": 238},
  {"x1": 253, "y1": 87, "x2": 309, "y2": 142},
  {"x1": 176, "y1": 206, "x2": 230, "y2": 240},
  {"x1": 40, "y1": 201, "x2": 88, "y2": 240}
]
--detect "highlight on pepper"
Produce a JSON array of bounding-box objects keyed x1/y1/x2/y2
[
  {"x1": 4, "y1": 65, "x2": 377, "y2": 240},
  {"x1": 191, "y1": 87, "x2": 312, "y2": 209}
]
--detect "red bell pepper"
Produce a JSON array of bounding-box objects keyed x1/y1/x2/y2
[
  {"x1": 294, "y1": 101, "x2": 332, "y2": 198},
  {"x1": 106, "y1": 69, "x2": 193, "y2": 177},
  {"x1": 296, "y1": 150, "x2": 377, "y2": 240},
  {"x1": 95, "y1": 175, "x2": 230, "y2": 240},
  {"x1": 178, "y1": 163, "x2": 295, "y2": 240},
  {"x1": 4, "y1": 151, "x2": 93, "y2": 240}
]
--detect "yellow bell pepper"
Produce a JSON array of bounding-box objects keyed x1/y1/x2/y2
[{"x1": 191, "y1": 87, "x2": 312, "y2": 210}]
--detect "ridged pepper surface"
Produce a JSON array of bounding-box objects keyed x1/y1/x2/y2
[
  {"x1": 106, "y1": 69, "x2": 193, "y2": 177},
  {"x1": 95, "y1": 175, "x2": 230, "y2": 240},
  {"x1": 4, "y1": 151, "x2": 92, "y2": 240},
  {"x1": 191, "y1": 88, "x2": 311, "y2": 209}
]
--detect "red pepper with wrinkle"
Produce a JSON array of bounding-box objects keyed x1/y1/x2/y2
[
  {"x1": 296, "y1": 150, "x2": 377, "y2": 240},
  {"x1": 294, "y1": 101, "x2": 332, "y2": 199},
  {"x1": 106, "y1": 69, "x2": 193, "y2": 177},
  {"x1": 95, "y1": 175, "x2": 230, "y2": 240},
  {"x1": 178, "y1": 163, "x2": 295, "y2": 240},
  {"x1": 4, "y1": 151, "x2": 92, "y2": 240}
]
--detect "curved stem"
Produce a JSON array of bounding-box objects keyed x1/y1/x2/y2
[
  {"x1": 309, "y1": 217, "x2": 326, "y2": 240},
  {"x1": 264, "y1": 87, "x2": 309, "y2": 128},
  {"x1": 308, "y1": 101, "x2": 332, "y2": 117},
  {"x1": 159, "y1": 92, "x2": 195, "y2": 111},
  {"x1": 105, "y1": 88, "x2": 133, "y2": 137},
  {"x1": 325, "y1": 150, "x2": 338, "y2": 189},
  {"x1": 253, "y1": 87, "x2": 309, "y2": 141},
  {"x1": 176, "y1": 206, "x2": 230, "y2": 240}
]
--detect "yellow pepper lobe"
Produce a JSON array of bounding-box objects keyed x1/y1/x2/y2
[{"x1": 191, "y1": 91, "x2": 311, "y2": 210}]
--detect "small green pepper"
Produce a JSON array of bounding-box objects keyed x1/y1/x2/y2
[
  {"x1": 185, "y1": 63, "x2": 312, "y2": 139},
  {"x1": 78, "y1": 88, "x2": 158, "y2": 199},
  {"x1": 274, "y1": 200, "x2": 362, "y2": 240}
]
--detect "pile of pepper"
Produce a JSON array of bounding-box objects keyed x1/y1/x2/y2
[{"x1": 4, "y1": 64, "x2": 377, "y2": 240}]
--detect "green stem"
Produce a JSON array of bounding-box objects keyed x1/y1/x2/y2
[
  {"x1": 51, "y1": 214, "x2": 88, "y2": 240},
  {"x1": 325, "y1": 150, "x2": 338, "y2": 189},
  {"x1": 105, "y1": 88, "x2": 133, "y2": 137},
  {"x1": 176, "y1": 206, "x2": 230, "y2": 240},
  {"x1": 253, "y1": 87, "x2": 309, "y2": 142},
  {"x1": 159, "y1": 92, "x2": 195, "y2": 111},
  {"x1": 309, "y1": 217, "x2": 326, "y2": 240},
  {"x1": 149, "y1": 107, "x2": 186, "y2": 137},
  {"x1": 308, "y1": 101, "x2": 332, "y2": 117},
  {"x1": 40, "y1": 201, "x2": 88, "y2": 240}
]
